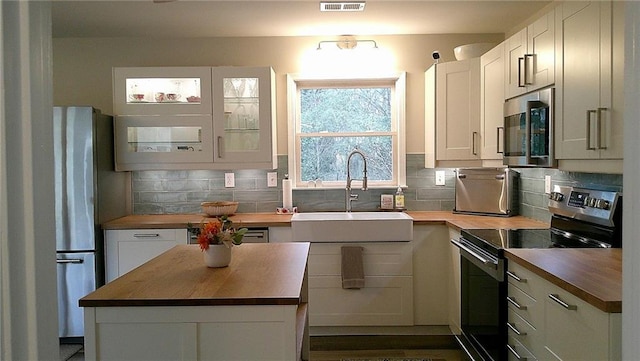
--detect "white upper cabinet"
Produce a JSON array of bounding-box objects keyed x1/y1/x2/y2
[
  {"x1": 480, "y1": 43, "x2": 505, "y2": 162},
  {"x1": 554, "y1": 1, "x2": 623, "y2": 163},
  {"x1": 425, "y1": 58, "x2": 481, "y2": 168},
  {"x1": 505, "y1": 9, "x2": 555, "y2": 99},
  {"x1": 211, "y1": 66, "x2": 277, "y2": 168},
  {"x1": 113, "y1": 66, "x2": 277, "y2": 171}
]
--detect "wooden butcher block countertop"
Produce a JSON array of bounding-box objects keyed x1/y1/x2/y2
[
  {"x1": 102, "y1": 211, "x2": 548, "y2": 230},
  {"x1": 506, "y1": 248, "x2": 622, "y2": 313},
  {"x1": 79, "y1": 243, "x2": 310, "y2": 308}
]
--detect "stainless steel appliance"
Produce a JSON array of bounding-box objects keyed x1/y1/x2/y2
[
  {"x1": 451, "y1": 185, "x2": 622, "y2": 361},
  {"x1": 453, "y1": 168, "x2": 519, "y2": 217},
  {"x1": 54, "y1": 107, "x2": 129, "y2": 340},
  {"x1": 503, "y1": 87, "x2": 555, "y2": 167}
]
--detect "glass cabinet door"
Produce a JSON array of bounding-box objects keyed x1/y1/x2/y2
[
  {"x1": 212, "y1": 67, "x2": 275, "y2": 166},
  {"x1": 114, "y1": 67, "x2": 212, "y2": 116},
  {"x1": 114, "y1": 115, "x2": 214, "y2": 170}
]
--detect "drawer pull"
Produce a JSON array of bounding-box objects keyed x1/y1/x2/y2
[
  {"x1": 507, "y1": 270, "x2": 527, "y2": 283},
  {"x1": 507, "y1": 322, "x2": 527, "y2": 336},
  {"x1": 507, "y1": 344, "x2": 528, "y2": 360},
  {"x1": 133, "y1": 233, "x2": 161, "y2": 238},
  {"x1": 548, "y1": 294, "x2": 577, "y2": 310},
  {"x1": 507, "y1": 296, "x2": 527, "y2": 310}
]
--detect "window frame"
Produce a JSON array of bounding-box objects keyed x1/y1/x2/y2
[{"x1": 286, "y1": 73, "x2": 406, "y2": 189}]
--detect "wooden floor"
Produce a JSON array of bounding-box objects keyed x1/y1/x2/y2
[
  {"x1": 310, "y1": 348, "x2": 463, "y2": 360},
  {"x1": 308, "y1": 332, "x2": 463, "y2": 361}
]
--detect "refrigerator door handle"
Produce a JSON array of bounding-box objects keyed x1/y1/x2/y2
[{"x1": 57, "y1": 258, "x2": 84, "y2": 264}]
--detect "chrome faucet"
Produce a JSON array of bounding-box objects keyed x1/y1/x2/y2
[{"x1": 345, "y1": 149, "x2": 368, "y2": 212}]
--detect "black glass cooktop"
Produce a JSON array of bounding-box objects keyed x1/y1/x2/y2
[{"x1": 461, "y1": 227, "x2": 612, "y2": 256}]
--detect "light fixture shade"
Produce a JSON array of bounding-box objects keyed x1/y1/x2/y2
[{"x1": 317, "y1": 36, "x2": 378, "y2": 50}]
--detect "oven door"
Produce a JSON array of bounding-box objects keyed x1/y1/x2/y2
[{"x1": 451, "y1": 238, "x2": 507, "y2": 361}]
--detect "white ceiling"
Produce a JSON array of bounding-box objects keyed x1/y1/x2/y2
[{"x1": 51, "y1": 0, "x2": 552, "y2": 38}]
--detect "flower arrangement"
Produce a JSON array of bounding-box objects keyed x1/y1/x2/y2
[{"x1": 187, "y1": 216, "x2": 248, "y2": 251}]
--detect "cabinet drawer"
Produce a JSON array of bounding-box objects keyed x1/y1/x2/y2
[
  {"x1": 544, "y1": 286, "x2": 613, "y2": 361},
  {"x1": 507, "y1": 261, "x2": 545, "y2": 300},
  {"x1": 309, "y1": 242, "x2": 412, "y2": 276},
  {"x1": 507, "y1": 335, "x2": 538, "y2": 361},
  {"x1": 507, "y1": 283, "x2": 541, "y2": 329},
  {"x1": 508, "y1": 307, "x2": 541, "y2": 357},
  {"x1": 108, "y1": 229, "x2": 188, "y2": 242}
]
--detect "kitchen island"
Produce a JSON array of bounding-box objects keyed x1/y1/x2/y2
[{"x1": 80, "y1": 243, "x2": 310, "y2": 361}]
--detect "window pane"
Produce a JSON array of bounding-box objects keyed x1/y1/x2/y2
[
  {"x1": 300, "y1": 88, "x2": 391, "y2": 133},
  {"x1": 300, "y1": 136, "x2": 393, "y2": 182}
]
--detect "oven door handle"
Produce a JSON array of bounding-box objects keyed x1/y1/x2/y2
[{"x1": 450, "y1": 239, "x2": 494, "y2": 266}]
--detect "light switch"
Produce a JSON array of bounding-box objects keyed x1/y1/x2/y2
[
  {"x1": 267, "y1": 172, "x2": 278, "y2": 187},
  {"x1": 225, "y1": 173, "x2": 235, "y2": 188}
]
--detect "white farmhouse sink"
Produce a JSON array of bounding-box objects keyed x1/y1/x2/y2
[{"x1": 291, "y1": 212, "x2": 413, "y2": 242}]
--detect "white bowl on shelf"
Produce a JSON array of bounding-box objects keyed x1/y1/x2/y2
[{"x1": 454, "y1": 43, "x2": 496, "y2": 60}]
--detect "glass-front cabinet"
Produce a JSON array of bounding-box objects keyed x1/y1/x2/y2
[
  {"x1": 212, "y1": 67, "x2": 275, "y2": 166},
  {"x1": 113, "y1": 66, "x2": 276, "y2": 171}
]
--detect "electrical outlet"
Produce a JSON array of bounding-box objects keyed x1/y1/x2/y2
[
  {"x1": 435, "y1": 171, "x2": 446, "y2": 186},
  {"x1": 225, "y1": 173, "x2": 235, "y2": 188},
  {"x1": 267, "y1": 172, "x2": 277, "y2": 187},
  {"x1": 545, "y1": 175, "x2": 551, "y2": 194}
]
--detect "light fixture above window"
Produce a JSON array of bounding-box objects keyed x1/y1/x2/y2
[
  {"x1": 320, "y1": 1, "x2": 366, "y2": 12},
  {"x1": 317, "y1": 36, "x2": 378, "y2": 50}
]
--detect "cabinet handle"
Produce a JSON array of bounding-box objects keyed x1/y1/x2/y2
[
  {"x1": 517, "y1": 57, "x2": 526, "y2": 87},
  {"x1": 507, "y1": 322, "x2": 527, "y2": 336},
  {"x1": 523, "y1": 54, "x2": 534, "y2": 85},
  {"x1": 586, "y1": 110, "x2": 597, "y2": 150},
  {"x1": 217, "y1": 136, "x2": 224, "y2": 158},
  {"x1": 133, "y1": 233, "x2": 160, "y2": 238},
  {"x1": 57, "y1": 258, "x2": 84, "y2": 264},
  {"x1": 548, "y1": 294, "x2": 577, "y2": 310},
  {"x1": 472, "y1": 132, "x2": 478, "y2": 155},
  {"x1": 507, "y1": 344, "x2": 528, "y2": 360},
  {"x1": 507, "y1": 296, "x2": 527, "y2": 310},
  {"x1": 497, "y1": 127, "x2": 504, "y2": 154},
  {"x1": 506, "y1": 270, "x2": 527, "y2": 283},
  {"x1": 597, "y1": 107, "x2": 608, "y2": 149}
]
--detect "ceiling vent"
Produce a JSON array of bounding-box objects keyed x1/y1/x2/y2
[{"x1": 320, "y1": 1, "x2": 366, "y2": 12}]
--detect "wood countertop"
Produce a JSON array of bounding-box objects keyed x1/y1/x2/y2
[
  {"x1": 79, "y1": 243, "x2": 310, "y2": 308},
  {"x1": 101, "y1": 211, "x2": 548, "y2": 230},
  {"x1": 505, "y1": 248, "x2": 622, "y2": 313}
]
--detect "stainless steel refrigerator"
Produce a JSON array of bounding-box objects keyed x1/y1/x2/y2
[{"x1": 54, "y1": 106, "x2": 129, "y2": 340}]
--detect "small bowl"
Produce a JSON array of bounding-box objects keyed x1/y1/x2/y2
[{"x1": 201, "y1": 201, "x2": 239, "y2": 216}]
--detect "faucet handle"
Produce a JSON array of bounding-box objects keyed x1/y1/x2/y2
[{"x1": 362, "y1": 176, "x2": 368, "y2": 190}]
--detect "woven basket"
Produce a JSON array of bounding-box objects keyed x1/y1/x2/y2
[{"x1": 201, "y1": 201, "x2": 239, "y2": 216}]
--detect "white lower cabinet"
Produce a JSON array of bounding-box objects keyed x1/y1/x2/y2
[
  {"x1": 308, "y1": 242, "x2": 413, "y2": 326},
  {"x1": 105, "y1": 229, "x2": 188, "y2": 282},
  {"x1": 447, "y1": 227, "x2": 462, "y2": 335},
  {"x1": 507, "y1": 260, "x2": 621, "y2": 361},
  {"x1": 412, "y1": 225, "x2": 450, "y2": 325}
]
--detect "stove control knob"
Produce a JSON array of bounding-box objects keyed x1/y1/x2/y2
[
  {"x1": 594, "y1": 199, "x2": 610, "y2": 210},
  {"x1": 549, "y1": 192, "x2": 564, "y2": 202},
  {"x1": 585, "y1": 197, "x2": 597, "y2": 207}
]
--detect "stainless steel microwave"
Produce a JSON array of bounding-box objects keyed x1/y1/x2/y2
[{"x1": 502, "y1": 87, "x2": 556, "y2": 167}]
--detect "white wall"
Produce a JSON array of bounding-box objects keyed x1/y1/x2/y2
[{"x1": 52, "y1": 33, "x2": 503, "y2": 155}]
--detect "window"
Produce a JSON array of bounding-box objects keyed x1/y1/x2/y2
[{"x1": 287, "y1": 74, "x2": 406, "y2": 188}]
